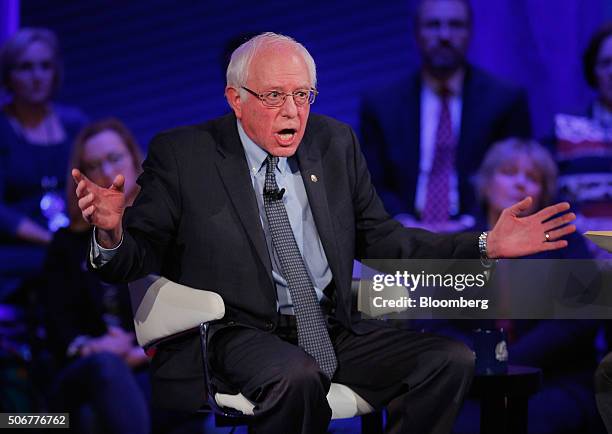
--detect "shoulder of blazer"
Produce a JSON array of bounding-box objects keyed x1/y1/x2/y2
[
  {"x1": 361, "y1": 71, "x2": 421, "y2": 110},
  {"x1": 147, "y1": 112, "x2": 239, "y2": 158},
  {"x1": 302, "y1": 112, "x2": 357, "y2": 158},
  {"x1": 463, "y1": 64, "x2": 524, "y2": 99},
  {"x1": 306, "y1": 112, "x2": 353, "y2": 137}
]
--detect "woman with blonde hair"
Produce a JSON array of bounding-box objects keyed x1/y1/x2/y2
[
  {"x1": 0, "y1": 27, "x2": 86, "y2": 298},
  {"x1": 454, "y1": 138, "x2": 601, "y2": 434}
]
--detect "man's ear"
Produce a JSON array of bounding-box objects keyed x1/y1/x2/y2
[{"x1": 225, "y1": 86, "x2": 243, "y2": 119}]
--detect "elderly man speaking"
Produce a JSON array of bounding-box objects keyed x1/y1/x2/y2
[{"x1": 73, "y1": 33, "x2": 575, "y2": 434}]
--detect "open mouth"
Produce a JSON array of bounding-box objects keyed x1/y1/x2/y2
[{"x1": 275, "y1": 128, "x2": 297, "y2": 144}]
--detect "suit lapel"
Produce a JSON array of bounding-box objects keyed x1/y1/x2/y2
[
  {"x1": 405, "y1": 75, "x2": 422, "y2": 205},
  {"x1": 215, "y1": 117, "x2": 274, "y2": 283},
  {"x1": 296, "y1": 128, "x2": 344, "y2": 293},
  {"x1": 457, "y1": 66, "x2": 477, "y2": 174}
]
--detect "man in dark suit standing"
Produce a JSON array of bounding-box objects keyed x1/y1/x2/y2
[
  {"x1": 72, "y1": 33, "x2": 574, "y2": 434},
  {"x1": 360, "y1": 0, "x2": 532, "y2": 230}
]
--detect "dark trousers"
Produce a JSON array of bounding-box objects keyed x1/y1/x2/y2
[
  {"x1": 211, "y1": 318, "x2": 474, "y2": 434},
  {"x1": 50, "y1": 353, "x2": 150, "y2": 434}
]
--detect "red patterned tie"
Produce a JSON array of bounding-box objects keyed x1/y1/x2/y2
[{"x1": 422, "y1": 90, "x2": 456, "y2": 223}]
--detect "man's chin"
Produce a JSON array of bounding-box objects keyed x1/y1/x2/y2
[
  {"x1": 425, "y1": 58, "x2": 464, "y2": 78},
  {"x1": 270, "y1": 144, "x2": 299, "y2": 158},
  {"x1": 276, "y1": 146, "x2": 297, "y2": 158}
]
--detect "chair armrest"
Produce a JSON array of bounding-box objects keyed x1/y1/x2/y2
[{"x1": 129, "y1": 275, "x2": 225, "y2": 347}]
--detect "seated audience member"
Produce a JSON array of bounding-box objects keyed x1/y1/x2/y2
[
  {"x1": 554, "y1": 22, "x2": 612, "y2": 259},
  {"x1": 359, "y1": 0, "x2": 531, "y2": 232},
  {"x1": 450, "y1": 138, "x2": 602, "y2": 434},
  {"x1": 559, "y1": 22, "x2": 612, "y2": 434},
  {"x1": 0, "y1": 28, "x2": 87, "y2": 300},
  {"x1": 42, "y1": 119, "x2": 151, "y2": 434}
]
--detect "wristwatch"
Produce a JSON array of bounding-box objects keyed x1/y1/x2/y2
[{"x1": 478, "y1": 231, "x2": 495, "y2": 267}]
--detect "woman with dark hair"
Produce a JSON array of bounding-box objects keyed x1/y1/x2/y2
[
  {"x1": 582, "y1": 22, "x2": 612, "y2": 112},
  {"x1": 554, "y1": 22, "x2": 612, "y2": 259},
  {"x1": 0, "y1": 27, "x2": 87, "y2": 299},
  {"x1": 42, "y1": 118, "x2": 150, "y2": 434}
]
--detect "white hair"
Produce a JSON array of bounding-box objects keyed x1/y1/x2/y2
[{"x1": 225, "y1": 32, "x2": 317, "y2": 98}]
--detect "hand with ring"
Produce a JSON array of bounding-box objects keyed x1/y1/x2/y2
[{"x1": 486, "y1": 197, "x2": 576, "y2": 258}]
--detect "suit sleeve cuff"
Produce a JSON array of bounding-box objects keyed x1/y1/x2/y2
[{"x1": 90, "y1": 227, "x2": 123, "y2": 268}]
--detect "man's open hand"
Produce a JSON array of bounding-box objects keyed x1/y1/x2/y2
[{"x1": 487, "y1": 197, "x2": 576, "y2": 259}]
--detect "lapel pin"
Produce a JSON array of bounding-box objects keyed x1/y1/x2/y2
[{"x1": 310, "y1": 174, "x2": 318, "y2": 183}]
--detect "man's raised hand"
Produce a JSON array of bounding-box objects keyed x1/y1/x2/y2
[{"x1": 72, "y1": 168, "x2": 125, "y2": 248}]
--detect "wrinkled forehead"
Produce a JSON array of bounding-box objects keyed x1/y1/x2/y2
[{"x1": 248, "y1": 44, "x2": 312, "y2": 88}]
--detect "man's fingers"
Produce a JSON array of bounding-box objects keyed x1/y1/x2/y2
[
  {"x1": 83, "y1": 204, "x2": 96, "y2": 218},
  {"x1": 542, "y1": 212, "x2": 576, "y2": 232},
  {"x1": 78, "y1": 192, "x2": 94, "y2": 211},
  {"x1": 546, "y1": 224, "x2": 576, "y2": 241},
  {"x1": 508, "y1": 197, "x2": 532, "y2": 216},
  {"x1": 71, "y1": 168, "x2": 82, "y2": 184},
  {"x1": 534, "y1": 202, "x2": 571, "y2": 222},
  {"x1": 75, "y1": 180, "x2": 90, "y2": 199},
  {"x1": 542, "y1": 239, "x2": 569, "y2": 251},
  {"x1": 111, "y1": 174, "x2": 125, "y2": 192},
  {"x1": 72, "y1": 168, "x2": 93, "y2": 186}
]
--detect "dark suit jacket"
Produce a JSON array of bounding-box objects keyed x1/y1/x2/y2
[
  {"x1": 96, "y1": 112, "x2": 479, "y2": 411},
  {"x1": 359, "y1": 65, "x2": 532, "y2": 217}
]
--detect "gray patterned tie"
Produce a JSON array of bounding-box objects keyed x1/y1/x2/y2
[{"x1": 263, "y1": 155, "x2": 337, "y2": 379}]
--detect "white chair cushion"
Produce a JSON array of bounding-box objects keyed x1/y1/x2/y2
[
  {"x1": 214, "y1": 382, "x2": 373, "y2": 420},
  {"x1": 327, "y1": 383, "x2": 374, "y2": 419},
  {"x1": 215, "y1": 392, "x2": 255, "y2": 416},
  {"x1": 129, "y1": 275, "x2": 225, "y2": 347}
]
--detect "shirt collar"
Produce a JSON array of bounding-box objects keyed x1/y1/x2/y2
[
  {"x1": 237, "y1": 120, "x2": 288, "y2": 174},
  {"x1": 422, "y1": 68, "x2": 465, "y2": 97}
]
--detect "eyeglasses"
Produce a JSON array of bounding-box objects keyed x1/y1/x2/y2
[
  {"x1": 241, "y1": 86, "x2": 318, "y2": 107},
  {"x1": 82, "y1": 152, "x2": 128, "y2": 175}
]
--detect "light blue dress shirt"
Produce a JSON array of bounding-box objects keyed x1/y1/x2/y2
[{"x1": 237, "y1": 121, "x2": 332, "y2": 314}]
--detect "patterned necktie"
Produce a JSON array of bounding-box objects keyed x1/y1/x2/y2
[
  {"x1": 263, "y1": 155, "x2": 337, "y2": 379},
  {"x1": 422, "y1": 90, "x2": 456, "y2": 223}
]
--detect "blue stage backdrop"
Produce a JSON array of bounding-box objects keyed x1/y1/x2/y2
[{"x1": 19, "y1": 0, "x2": 612, "y2": 148}]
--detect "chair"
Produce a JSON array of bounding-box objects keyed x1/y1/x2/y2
[{"x1": 128, "y1": 275, "x2": 381, "y2": 432}]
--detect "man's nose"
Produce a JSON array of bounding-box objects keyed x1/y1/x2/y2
[
  {"x1": 279, "y1": 94, "x2": 298, "y2": 117},
  {"x1": 438, "y1": 23, "x2": 452, "y2": 40}
]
